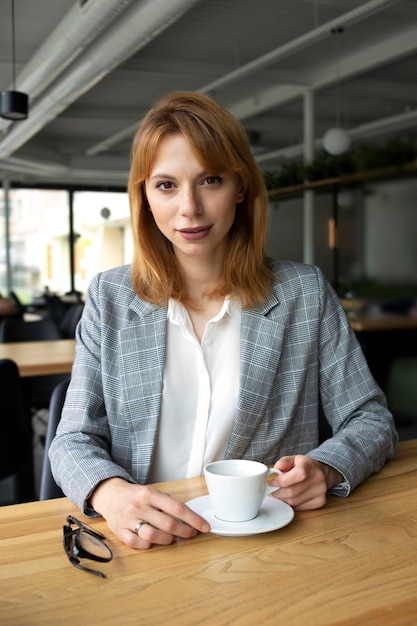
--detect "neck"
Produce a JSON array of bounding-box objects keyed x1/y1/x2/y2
[
  {"x1": 176, "y1": 254, "x2": 224, "y2": 309},
  {"x1": 175, "y1": 256, "x2": 226, "y2": 340}
]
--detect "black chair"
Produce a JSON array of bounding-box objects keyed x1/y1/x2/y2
[
  {"x1": 44, "y1": 294, "x2": 68, "y2": 328},
  {"x1": 39, "y1": 378, "x2": 69, "y2": 500},
  {"x1": 0, "y1": 293, "x2": 23, "y2": 334},
  {"x1": 0, "y1": 359, "x2": 35, "y2": 503},
  {"x1": 8, "y1": 290, "x2": 26, "y2": 315},
  {"x1": 59, "y1": 302, "x2": 84, "y2": 338},
  {"x1": 0, "y1": 311, "x2": 23, "y2": 339},
  {"x1": 0, "y1": 317, "x2": 67, "y2": 409}
]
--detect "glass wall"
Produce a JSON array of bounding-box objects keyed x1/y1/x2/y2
[{"x1": 0, "y1": 186, "x2": 131, "y2": 304}]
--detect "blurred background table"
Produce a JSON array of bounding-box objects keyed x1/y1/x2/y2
[
  {"x1": 0, "y1": 339, "x2": 75, "y2": 377},
  {"x1": 347, "y1": 312, "x2": 417, "y2": 332}
]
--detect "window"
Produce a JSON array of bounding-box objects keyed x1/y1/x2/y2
[{"x1": 0, "y1": 187, "x2": 131, "y2": 303}]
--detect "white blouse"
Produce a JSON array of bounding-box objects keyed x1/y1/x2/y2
[{"x1": 148, "y1": 297, "x2": 241, "y2": 482}]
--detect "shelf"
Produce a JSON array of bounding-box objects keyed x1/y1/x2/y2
[{"x1": 268, "y1": 161, "x2": 417, "y2": 200}]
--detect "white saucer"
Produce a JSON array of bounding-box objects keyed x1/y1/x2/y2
[{"x1": 186, "y1": 495, "x2": 294, "y2": 537}]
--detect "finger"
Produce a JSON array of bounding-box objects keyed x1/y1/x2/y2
[
  {"x1": 292, "y1": 493, "x2": 327, "y2": 510},
  {"x1": 274, "y1": 456, "x2": 295, "y2": 472},
  {"x1": 272, "y1": 467, "x2": 305, "y2": 489},
  {"x1": 145, "y1": 506, "x2": 207, "y2": 539},
  {"x1": 127, "y1": 486, "x2": 211, "y2": 534},
  {"x1": 147, "y1": 492, "x2": 210, "y2": 535},
  {"x1": 118, "y1": 525, "x2": 175, "y2": 550},
  {"x1": 134, "y1": 522, "x2": 175, "y2": 546},
  {"x1": 273, "y1": 480, "x2": 327, "y2": 510}
]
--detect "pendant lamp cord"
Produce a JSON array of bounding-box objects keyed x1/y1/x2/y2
[
  {"x1": 332, "y1": 27, "x2": 344, "y2": 128},
  {"x1": 11, "y1": 0, "x2": 16, "y2": 91}
]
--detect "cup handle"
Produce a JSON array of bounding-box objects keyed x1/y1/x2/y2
[{"x1": 264, "y1": 468, "x2": 282, "y2": 496}]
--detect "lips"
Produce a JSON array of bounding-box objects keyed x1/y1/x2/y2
[{"x1": 178, "y1": 226, "x2": 212, "y2": 241}]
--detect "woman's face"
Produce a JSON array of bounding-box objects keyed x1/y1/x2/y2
[{"x1": 145, "y1": 134, "x2": 244, "y2": 269}]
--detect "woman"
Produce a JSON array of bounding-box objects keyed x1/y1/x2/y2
[{"x1": 50, "y1": 91, "x2": 398, "y2": 550}]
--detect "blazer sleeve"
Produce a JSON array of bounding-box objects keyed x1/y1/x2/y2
[
  {"x1": 49, "y1": 271, "x2": 136, "y2": 516},
  {"x1": 307, "y1": 266, "x2": 398, "y2": 495}
]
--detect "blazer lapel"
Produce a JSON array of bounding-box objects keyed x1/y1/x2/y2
[
  {"x1": 226, "y1": 293, "x2": 285, "y2": 458},
  {"x1": 118, "y1": 300, "x2": 167, "y2": 483}
]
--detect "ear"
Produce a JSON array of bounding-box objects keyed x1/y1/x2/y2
[
  {"x1": 141, "y1": 186, "x2": 151, "y2": 210},
  {"x1": 236, "y1": 182, "x2": 246, "y2": 204}
]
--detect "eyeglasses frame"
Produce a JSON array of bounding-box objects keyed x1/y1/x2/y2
[{"x1": 63, "y1": 514, "x2": 113, "y2": 578}]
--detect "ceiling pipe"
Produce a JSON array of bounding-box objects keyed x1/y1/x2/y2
[
  {"x1": 86, "y1": 0, "x2": 403, "y2": 157},
  {"x1": 0, "y1": 156, "x2": 127, "y2": 186},
  {"x1": 0, "y1": 0, "x2": 203, "y2": 159},
  {"x1": 0, "y1": 156, "x2": 68, "y2": 176},
  {"x1": 0, "y1": 0, "x2": 409, "y2": 177},
  {"x1": 199, "y1": 0, "x2": 403, "y2": 94},
  {"x1": 255, "y1": 107, "x2": 417, "y2": 165},
  {"x1": 348, "y1": 107, "x2": 417, "y2": 140},
  {"x1": 0, "y1": 0, "x2": 137, "y2": 134},
  {"x1": 86, "y1": 123, "x2": 137, "y2": 157}
]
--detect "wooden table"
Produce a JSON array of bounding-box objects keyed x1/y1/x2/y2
[
  {"x1": 1, "y1": 440, "x2": 416, "y2": 625},
  {"x1": 0, "y1": 339, "x2": 75, "y2": 376},
  {"x1": 340, "y1": 298, "x2": 417, "y2": 332},
  {"x1": 348, "y1": 313, "x2": 417, "y2": 333}
]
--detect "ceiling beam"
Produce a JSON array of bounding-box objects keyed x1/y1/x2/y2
[
  {"x1": 0, "y1": 0, "x2": 203, "y2": 159},
  {"x1": 199, "y1": 0, "x2": 403, "y2": 94},
  {"x1": 86, "y1": 0, "x2": 406, "y2": 157}
]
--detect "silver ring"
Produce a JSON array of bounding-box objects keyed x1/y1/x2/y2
[{"x1": 134, "y1": 521, "x2": 148, "y2": 535}]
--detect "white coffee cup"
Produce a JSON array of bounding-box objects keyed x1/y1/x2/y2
[{"x1": 204, "y1": 459, "x2": 282, "y2": 522}]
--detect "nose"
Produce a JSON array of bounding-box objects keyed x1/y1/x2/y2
[{"x1": 179, "y1": 185, "x2": 202, "y2": 217}]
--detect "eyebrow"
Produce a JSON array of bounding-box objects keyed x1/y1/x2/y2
[
  {"x1": 148, "y1": 169, "x2": 209, "y2": 181},
  {"x1": 148, "y1": 172, "x2": 174, "y2": 180}
]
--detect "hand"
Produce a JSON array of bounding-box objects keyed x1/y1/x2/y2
[
  {"x1": 90, "y1": 478, "x2": 210, "y2": 549},
  {"x1": 270, "y1": 455, "x2": 343, "y2": 510}
]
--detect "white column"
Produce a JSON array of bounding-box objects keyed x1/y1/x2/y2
[
  {"x1": 2, "y1": 177, "x2": 12, "y2": 292},
  {"x1": 303, "y1": 90, "x2": 315, "y2": 265}
]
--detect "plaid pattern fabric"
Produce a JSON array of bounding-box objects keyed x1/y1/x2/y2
[{"x1": 50, "y1": 261, "x2": 397, "y2": 514}]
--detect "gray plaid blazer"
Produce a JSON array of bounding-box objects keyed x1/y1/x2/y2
[{"x1": 50, "y1": 260, "x2": 397, "y2": 514}]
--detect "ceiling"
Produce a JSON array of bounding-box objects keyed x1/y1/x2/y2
[{"x1": 1, "y1": 0, "x2": 417, "y2": 188}]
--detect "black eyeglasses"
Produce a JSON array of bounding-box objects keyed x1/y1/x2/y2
[{"x1": 63, "y1": 515, "x2": 113, "y2": 578}]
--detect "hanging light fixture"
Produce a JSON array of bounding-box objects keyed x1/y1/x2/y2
[
  {"x1": 0, "y1": 0, "x2": 29, "y2": 121},
  {"x1": 322, "y1": 27, "x2": 350, "y2": 156}
]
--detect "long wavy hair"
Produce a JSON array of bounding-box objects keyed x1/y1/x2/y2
[{"x1": 128, "y1": 91, "x2": 274, "y2": 308}]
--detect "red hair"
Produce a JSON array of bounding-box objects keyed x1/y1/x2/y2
[{"x1": 128, "y1": 91, "x2": 273, "y2": 307}]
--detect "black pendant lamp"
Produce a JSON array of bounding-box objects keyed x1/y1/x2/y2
[{"x1": 0, "y1": 0, "x2": 29, "y2": 121}]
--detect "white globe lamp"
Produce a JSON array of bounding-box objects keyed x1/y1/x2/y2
[
  {"x1": 337, "y1": 190, "x2": 354, "y2": 209},
  {"x1": 323, "y1": 127, "x2": 351, "y2": 156}
]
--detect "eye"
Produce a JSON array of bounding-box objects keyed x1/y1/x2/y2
[
  {"x1": 156, "y1": 181, "x2": 175, "y2": 190},
  {"x1": 202, "y1": 176, "x2": 222, "y2": 186}
]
